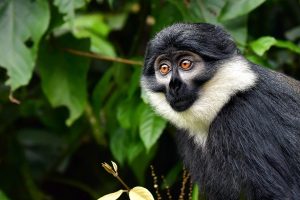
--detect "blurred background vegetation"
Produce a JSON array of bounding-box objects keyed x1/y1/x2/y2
[{"x1": 0, "y1": 0, "x2": 300, "y2": 199}]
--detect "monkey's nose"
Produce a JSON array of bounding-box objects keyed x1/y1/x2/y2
[{"x1": 169, "y1": 76, "x2": 182, "y2": 96}]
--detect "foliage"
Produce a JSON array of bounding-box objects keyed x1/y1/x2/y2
[{"x1": 0, "y1": 0, "x2": 300, "y2": 200}]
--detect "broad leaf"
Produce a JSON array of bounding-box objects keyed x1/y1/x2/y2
[
  {"x1": 37, "y1": 35, "x2": 90, "y2": 126},
  {"x1": 53, "y1": 0, "x2": 86, "y2": 22},
  {"x1": 117, "y1": 99, "x2": 135, "y2": 129},
  {"x1": 129, "y1": 144, "x2": 157, "y2": 185},
  {"x1": 110, "y1": 129, "x2": 129, "y2": 165},
  {"x1": 98, "y1": 190, "x2": 124, "y2": 200},
  {"x1": 189, "y1": 0, "x2": 225, "y2": 24},
  {"x1": 0, "y1": 0, "x2": 50, "y2": 91},
  {"x1": 219, "y1": 0, "x2": 266, "y2": 21},
  {"x1": 139, "y1": 103, "x2": 167, "y2": 151},
  {"x1": 223, "y1": 15, "x2": 248, "y2": 48},
  {"x1": 250, "y1": 36, "x2": 277, "y2": 56},
  {"x1": 92, "y1": 67, "x2": 114, "y2": 113},
  {"x1": 129, "y1": 187, "x2": 154, "y2": 200},
  {"x1": 250, "y1": 36, "x2": 300, "y2": 56},
  {"x1": 72, "y1": 14, "x2": 116, "y2": 56},
  {"x1": 275, "y1": 40, "x2": 300, "y2": 54}
]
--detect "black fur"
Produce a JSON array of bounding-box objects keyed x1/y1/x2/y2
[
  {"x1": 176, "y1": 64, "x2": 300, "y2": 199},
  {"x1": 143, "y1": 23, "x2": 300, "y2": 199},
  {"x1": 143, "y1": 23, "x2": 238, "y2": 76}
]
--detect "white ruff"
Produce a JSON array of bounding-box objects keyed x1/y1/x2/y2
[{"x1": 141, "y1": 57, "x2": 257, "y2": 146}]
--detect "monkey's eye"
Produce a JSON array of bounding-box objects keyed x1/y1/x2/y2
[
  {"x1": 179, "y1": 59, "x2": 192, "y2": 70},
  {"x1": 159, "y1": 64, "x2": 171, "y2": 75}
]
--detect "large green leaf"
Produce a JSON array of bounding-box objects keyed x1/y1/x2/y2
[
  {"x1": 37, "y1": 35, "x2": 90, "y2": 126},
  {"x1": 250, "y1": 36, "x2": 277, "y2": 56},
  {"x1": 0, "y1": 0, "x2": 50, "y2": 91},
  {"x1": 189, "y1": 0, "x2": 225, "y2": 24},
  {"x1": 139, "y1": 103, "x2": 167, "y2": 151},
  {"x1": 219, "y1": 0, "x2": 266, "y2": 21},
  {"x1": 92, "y1": 68, "x2": 114, "y2": 114},
  {"x1": 250, "y1": 36, "x2": 300, "y2": 56},
  {"x1": 109, "y1": 129, "x2": 130, "y2": 165},
  {"x1": 71, "y1": 14, "x2": 116, "y2": 56},
  {"x1": 117, "y1": 99, "x2": 135, "y2": 129},
  {"x1": 223, "y1": 15, "x2": 248, "y2": 47},
  {"x1": 53, "y1": 0, "x2": 86, "y2": 22}
]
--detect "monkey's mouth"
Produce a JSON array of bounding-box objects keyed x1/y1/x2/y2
[{"x1": 168, "y1": 97, "x2": 196, "y2": 112}]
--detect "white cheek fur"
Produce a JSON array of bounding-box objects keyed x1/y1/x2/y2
[{"x1": 141, "y1": 56, "x2": 257, "y2": 147}]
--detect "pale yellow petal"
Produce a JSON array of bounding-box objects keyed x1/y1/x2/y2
[
  {"x1": 98, "y1": 190, "x2": 124, "y2": 200},
  {"x1": 129, "y1": 187, "x2": 154, "y2": 200},
  {"x1": 111, "y1": 161, "x2": 118, "y2": 172}
]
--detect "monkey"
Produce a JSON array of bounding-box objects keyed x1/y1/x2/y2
[{"x1": 140, "y1": 23, "x2": 300, "y2": 200}]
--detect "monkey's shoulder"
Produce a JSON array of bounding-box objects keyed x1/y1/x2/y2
[{"x1": 252, "y1": 64, "x2": 300, "y2": 97}]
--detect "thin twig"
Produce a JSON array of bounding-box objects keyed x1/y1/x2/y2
[
  {"x1": 64, "y1": 48, "x2": 143, "y2": 66},
  {"x1": 115, "y1": 176, "x2": 130, "y2": 191}
]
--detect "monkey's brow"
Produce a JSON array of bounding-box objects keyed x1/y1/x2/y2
[{"x1": 155, "y1": 55, "x2": 170, "y2": 63}]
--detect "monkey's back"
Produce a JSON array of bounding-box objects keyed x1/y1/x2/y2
[{"x1": 176, "y1": 65, "x2": 300, "y2": 200}]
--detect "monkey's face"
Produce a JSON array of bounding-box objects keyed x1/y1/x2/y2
[
  {"x1": 151, "y1": 50, "x2": 207, "y2": 112},
  {"x1": 141, "y1": 48, "x2": 215, "y2": 132},
  {"x1": 141, "y1": 23, "x2": 252, "y2": 133}
]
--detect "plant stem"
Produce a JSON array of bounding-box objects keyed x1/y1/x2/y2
[
  {"x1": 64, "y1": 48, "x2": 143, "y2": 66},
  {"x1": 115, "y1": 175, "x2": 130, "y2": 191}
]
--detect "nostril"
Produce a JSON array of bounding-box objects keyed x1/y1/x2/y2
[{"x1": 169, "y1": 77, "x2": 182, "y2": 95}]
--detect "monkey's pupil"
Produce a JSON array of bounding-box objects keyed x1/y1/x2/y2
[
  {"x1": 160, "y1": 65, "x2": 169, "y2": 74},
  {"x1": 181, "y1": 60, "x2": 191, "y2": 69}
]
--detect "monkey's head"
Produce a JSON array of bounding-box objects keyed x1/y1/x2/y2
[{"x1": 141, "y1": 23, "x2": 257, "y2": 136}]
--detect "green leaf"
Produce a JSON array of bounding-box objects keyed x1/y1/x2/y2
[
  {"x1": 127, "y1": 142, "x2": 144, "y2": 163},
  {"x1": 117, "y1": 99, "x2": 134, "y2": 129},
  {"x1": 109, "y1": 129, "x2": 129, "y2": 165},
  {"x1": 219, "y1": 0, "x2": 266, "y2": 21},
  {"x1": 92, "y1": 68, "x2": 114, "y2": 113},
  {"x1": 161, "y1": 163, "x2": 183, "y2": 188},
  {"x1": 189, "y1": 0, "x2": 225, "y2": 23},
  {"x1": 53, "y1": 0, "x2": 86, "y2": 22},
  {"x1": 192, "y1": 184, "x2": 199, "y2": 200},
  {"x1": 129, "y1": 144, "x2": 157, "y2": 185},
  {"x1": 250, "y1": 36, "x2": 300, "y2": 56},
  {"x1": 139, "y1": 103, "x2": 167, "y2": 151},
  {"x1": 223, "y1": 15, "x2": 248, "y2": 48},
  {"x1": 72, "y1": 14, "x2": 116, "y2": 56},
  {"x1": 250, "y1": 36, "x2": 277, "y2": 56},
  {"x1": 0, "y1": 0, "x2": 50, "y2": 91},
  {"x1": 37, "y1": 35, "x2": 90, "y2": 126},
  {"x1": 0, "y1": 191, "x2": 10, "y2": 200},
  {"x1": 275, "y1": 40, "x2": 300, "y2": 54},
  {"x1": 151, "y1": 2, "x2": 184, "y2": 34},
  {"x1": 128, "y1": 67, "x2": 142, "y2": 99}
]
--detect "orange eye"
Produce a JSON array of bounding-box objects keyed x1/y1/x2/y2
[
  {"x1": 159, "y1": 64, "x2": 171, "y2": 75},
  {"x1": 180, "y1": 59, "x2": 192, "y2": 70}
]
